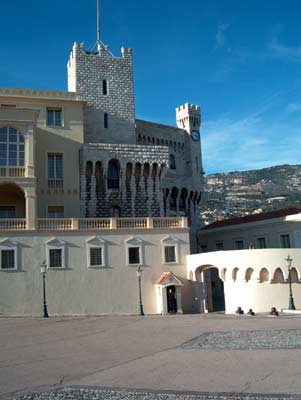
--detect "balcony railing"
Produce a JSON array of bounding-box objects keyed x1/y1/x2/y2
[
  {"x1": 0, "y1": 219, "x2": 26, "y2": 230},
  {"x1": 0, "y1": 166, "x2": 25, "y2": 178},
  {"x1": 0, "y1": 217, "x2": 188, "y2": 231}
]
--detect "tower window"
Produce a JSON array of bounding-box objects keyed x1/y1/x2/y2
[
  {"x1": 169, "y1": 154, "x2": 176, "y2": 170},
  {"x1": 104, "y1": 113, "x2": 108, "y2": 129},
  {"x1": 102, "y1": 80, "x2": 108, "y2": 95}
]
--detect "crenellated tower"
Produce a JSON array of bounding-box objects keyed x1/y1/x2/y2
[
  {"x1": 68, "y1": 43, "x2": 136, "y2": 144},
  {"x1": 176, "y1": 103, "x2": 203, "y2": 187}
]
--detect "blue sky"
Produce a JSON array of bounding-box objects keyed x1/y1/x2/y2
[{"x1": 1, "y1": 0, "x2": 301, "y2": 174}]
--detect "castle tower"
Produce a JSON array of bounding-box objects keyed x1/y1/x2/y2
[
  {"x1": 67, "y1": 43, "x2": 136, "y2": 144},
  {"x1": 176, "y1": 103, "x2": 203, "y2": 187},
  {"x1": 176, "y1": 103, "x2": 201, "y2": 133}
]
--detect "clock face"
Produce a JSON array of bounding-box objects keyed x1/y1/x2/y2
[{"x1": 191, "y1": 130, "x2": 200, "y2": 142}]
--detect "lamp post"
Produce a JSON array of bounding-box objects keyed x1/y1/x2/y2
[
  {"x1": 41, "y1": 260, "x2": 49, "y2": 318},
  {"x1": 286, "y1": 255, "x2": 296, "y2": 311},
  {"x1": 136, "y1": 265, "x2": 144, "y2": 316}
]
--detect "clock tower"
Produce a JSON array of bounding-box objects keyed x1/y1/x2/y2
[
  {"x1": 176, "y1": 102, "x2": 203, "y2": 195},
  {"x1": 176, "y1": 103, "x2": 201, "y2": 135}
]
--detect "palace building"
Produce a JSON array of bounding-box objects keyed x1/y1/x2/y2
[{"x1": 0, "y1": 12, "x2": 203, "y2": 316}]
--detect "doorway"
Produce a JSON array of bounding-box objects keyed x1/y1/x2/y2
[
  {"x1": 166, "y1": 285, "x2": 177, "y2": 313},
  {"x1": 204, "y1": 267, "x2": 225, "y2": 312}
]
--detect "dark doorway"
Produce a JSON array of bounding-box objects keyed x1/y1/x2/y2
[
  {"x1": 167, "y1": 285, "x2": 177, "y2": 313},
  {"x1": 204, "y1": 268, "x2": 225, "y2": 312}
]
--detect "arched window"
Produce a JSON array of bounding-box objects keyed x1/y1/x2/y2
[
  {"x1": 169, "y1": 154, "x2": 176, "y2": 170},
  {"x1": 107, "y1": 159, "x2": 120, "y2": 189},
  {"x1": 179, "y1": 188, "x2": 188, "y2": 211},
  {"x1": 273, "y1": 268, "x2": 285, "y2": 283},
  {"x1": 259, "y1": 268, "x2": 269, "y2": 283},
  {"x1": 0, "y1": 127, "x2": 25, "y2": 166},
  {"x1": 135, "y1": 163, "x2": 142, "y2": 177},
  {"x1": 290, "y1": 268, "x2": 299, "y2": 283},
  {"x1": 95, "y1": 161, "x2": 103, "y2": 178},
  {"x1": 169, "y1": 187, "x2": 178, "y2": 210},
  {"x1": 102, "y1": 79, "x2": 108, "y2": 95},
  {"x1": 245, "y1": 268, "x2": 254, "y2": 282},
  {"x1": 126, "y1": 162, "x2": 133, "y2": 177},
  {"x1": 232, "y1": 267, "x2": 239, "y2": 282},
  {"x1": 85, "y1": 161, "x2": 93, "y2": 177},
  {"x1": 143, "y1": 163, "x2": 150, "y2": 177}
]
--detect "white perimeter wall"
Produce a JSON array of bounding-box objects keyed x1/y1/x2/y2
[
  {"x1": 187, "y1": 249, "x2": 301, "y2": 313},
  {"x1": 0, "y1": 229, "x2": 190, "y2": 316}
]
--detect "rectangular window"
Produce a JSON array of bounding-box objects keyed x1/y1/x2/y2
[
  {"x1": 128, "y1": 247, "x2": 140, "y2": 265},
  {"x1": 256, "y1": 237, "x2": 266, "y2": 249},
  {"x1": 216, "y1": 242, "x2": 224, "y2": 251},
  {"x1": 48, "y1": 206, "x2": 64, "y2": 218},
  {"x1": 47, "y1": 108, "x2": 62, "y2": 127},
  {"x1": 235, "y1": 240, "x2": 244, "y2": 250},
  {"x1": 104, "y1": 113, "x2": 108, "y2": 129},
  {"x1": 48, "y1": 153, "x2": 63, "y2": 188},
  {"x1": 1, "y1": 249, "x2": 15, "y2": 270},
  {"x1": 280, "y1": 234, "x2": 291, "y2": 248},
  {"x1": 164, "y1": 246, "x2": 176, "y2": 263},
  {"x1": 0, "y1": 206, "x2": 16, "y2": 219},
  {"x1": 49, "y1": 249, "x2": 62, "y2": 268},
  {"x1": 90, "y1": 247, "x2": 103, "y2": 267}
]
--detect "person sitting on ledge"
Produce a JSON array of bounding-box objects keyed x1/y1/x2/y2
[
  {"x1": 235, "y1": 306, "x2": 244, "y2": 314},
  {"x1": 247, "y1": 309, "x2": 255, "y2": 316},
  {"x1": 270, "y1": 307, "x2": 279, "y2": 316}
]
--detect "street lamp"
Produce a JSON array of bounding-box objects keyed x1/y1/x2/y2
[
  {"x1": 286, "y1": 255, "x2": 296, "y2": 311},
  {"x1": 136, "y1": 265, "x2": 144, "y2": 316},
  {"x1": 40, "y1": 260, "x2": 49, "y2": 318}
]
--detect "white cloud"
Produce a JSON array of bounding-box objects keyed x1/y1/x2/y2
[
  {"x1": 286, "y1": 103, "x2": 301, "y2": 113},
  {"x1": 202, "y1": 114, "x2": 301, "y2": 174},
  {"x1": 269, "y1": 36, "x2": 301, "y2": 62},
  {"x1": 215, "y1": 23, "x2": 230, "y2": 48}
]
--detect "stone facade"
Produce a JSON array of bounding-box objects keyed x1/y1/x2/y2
[{"x1": 67, "y1": 40, "x2": 204, "y2": 250}]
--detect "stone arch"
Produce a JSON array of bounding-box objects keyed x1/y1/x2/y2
[
  {"x1": 165, "y1": 139, "x2": 168, "y2": 146},
  {"x1": 147, "y1": 136, "x2": 151, "y2": 143},
  {"x1": 156, "y1": 138, "x2": 160, "y2": 145},
  {"x1": 152, "y1": 137, "x2": 155, "y2": 145},
  {"x1": 107, "y1": 159, "x2": 120, "y2": 189},
  {"x1": 232, "y1": 267, "x2": 239, "y2": 282},
  {"x1": 95, "y1": 161, "x2": 103, "y2": 178},
  {"x1": 151, "y1": 163, "x2": 158, "y2": 177},
  {"x1": 160, "y1": 139, "x2": 164, "y2": 145},
  {"x1": 259, "y1": 268, "x2": 269, "y2": 283},
  {"x1": 85, "y1": 161, "x2": 93, "y2": 177},
  {"x1": 169, "y1": 187, "x2": 178, "y2": 211},
  {"x1": 142, "y1": 136, "x2": 146, "y2": 144},
  {"x1": 0, "y1": 182, "x2": 26, "y2": 218},
  {"x1": 272, "y1": 268, "x2": 285, "y2": 283},
  {"x1": 138, "y1": 134, "x2": 142, "y2": 143},
  {"x1": 245, "y1": 268, "x2": 254, "y2": 282},
  {"x1": 135, "y1": 163, "x2": 142, "y2": 177},
  {"x1": 143, "y1": 163, "x2": 150, "y2": 177},
  {"x1": 195, "y1": 265, "x2": 225, "y2": 312},
  {"x1": 179, "y1": 188, "x2": 188, "y2": 212},
  {"x1": 126, "y1": 162, "x2": 133, "y2": 177}
]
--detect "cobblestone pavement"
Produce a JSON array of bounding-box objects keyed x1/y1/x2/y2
[
  {"x1": 14, "y1": 388, "x2": 301, "y2": 400},
  {"x1": 182, "y1": 329, "x2": 301, "y2": 349}
]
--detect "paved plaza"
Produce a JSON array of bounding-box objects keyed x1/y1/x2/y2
[{"x1": 1, "y1": 314, "x2": 301, "y2": 399}]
